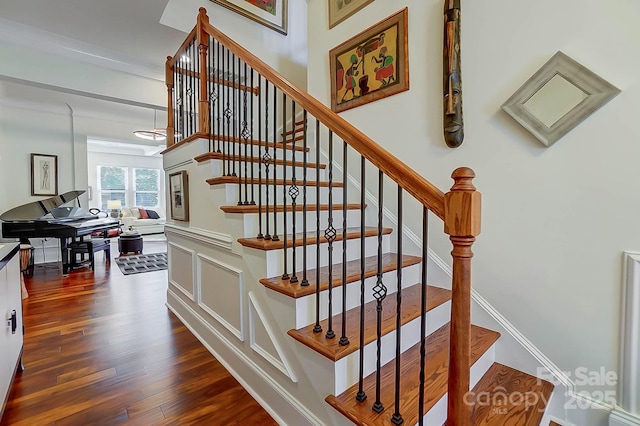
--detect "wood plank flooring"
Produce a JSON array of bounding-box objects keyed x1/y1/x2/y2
[{"x1": 1, "y1": 240, "x2": 277, "y2": 425}]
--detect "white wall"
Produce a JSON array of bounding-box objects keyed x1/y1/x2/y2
[
  {"x1": 307, "y1": 0, "x2": 640, "y2": 401},
  {"x1": 161, "y1": 0, "x2": 308, "y2": 90}
]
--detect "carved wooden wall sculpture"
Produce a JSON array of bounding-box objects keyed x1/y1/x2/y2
[{"x1": 443, "y1": 0, "x2": 463, "y2": 148}]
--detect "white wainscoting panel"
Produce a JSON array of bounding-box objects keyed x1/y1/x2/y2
[
  {"x1": 248, "y1": 292, "x2": 297, "y2": 382},
  {"x1": 168, "y1": 242, "x2": 196, "y2": 301},
  {"x1": 197, "y1": 253, "x2": 245, "y2": 341}
]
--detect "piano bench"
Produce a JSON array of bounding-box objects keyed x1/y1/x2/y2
[{"x1": 69, "y1": 238, "x2": 111, "y2": 271}]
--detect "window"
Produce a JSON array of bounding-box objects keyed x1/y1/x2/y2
[
  {"x1": 99, "y1": 166, "x2": 127, "y2": 211},
  {"x1": 134, "y1": 168, "x2": 160, "y2": 208},
  {"x1": 98, "y1": 166, "x2": 161, "y2": 210}
]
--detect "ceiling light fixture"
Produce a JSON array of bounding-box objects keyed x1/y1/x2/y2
[{"x1": 133, "y1": 110, "x2": 166, "y2": 142}]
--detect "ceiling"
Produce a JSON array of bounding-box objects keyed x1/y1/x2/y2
[{"x1": 0, "y1": 0, "x2": 189, "y2": 149}]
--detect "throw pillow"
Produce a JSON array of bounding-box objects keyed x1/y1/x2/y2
[
  {"x1": 146, "y1": 209, "x2": 160, "y2": 219},
  {"x1": 130, "y1": 207, "x2": 141, "y2": 219},
  {"x1": 139, "y1": 209, "x2": 149, "y2": 219}
]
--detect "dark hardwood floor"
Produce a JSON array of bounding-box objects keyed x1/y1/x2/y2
[{"x1": 1, "y1": 240, "x2": 277, "y2": 425}]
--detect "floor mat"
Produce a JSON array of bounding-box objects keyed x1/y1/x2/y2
[{"x1": 115, "y1": 252, "x2": 167, "y2": 275}]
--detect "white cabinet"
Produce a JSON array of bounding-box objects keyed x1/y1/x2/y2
[{"x1": 0, "y1": 248, "x2": 23, "y2": 419}]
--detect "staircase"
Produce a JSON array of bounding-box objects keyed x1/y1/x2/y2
[{"x1": 163, "y1": 8, "x2": 555, "y2": 426}]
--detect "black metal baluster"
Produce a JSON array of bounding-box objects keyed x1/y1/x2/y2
[
  {"x1": 257, "y1": 75, "x2": 264, "y2": 239},
  {"x1": 339, "y1": 141, "x2": 349, "y2": 346},
  {"x1": 289, "y1": 100, "x2": 299, "y2": 283},
  {"x1": 281, "y1": 94, "x2": 289, "y2": 280},
  {"x1": 271, "y1": 87, "x2": 279, "y2": 242},
  {"x1": 313, "y1": 120, "x2": 322, "y2": 334},
  {"x1": 208, "y1": 38, "x2": 213, "y2": 152},
  {"x1": 223, "y1": 47, "x2": 230, "y2": 176},
  {"x1": 216, "y1": 41, "x2": 221, "y2": 153},
  {"x1": 300, "y1": 111, "x2": 309, "y2": 287},
  {"x1": 249, "y1": 68, "x2": 256, "y2": 205},
  {"x1": 241, "y1": 62, "x2": 250, "y2": 205},
  {"x1": 325, "y1": 131, "x2": 336, "y2": 340},
  {"x1": 372, "y1": 170, "x2": 387, "y2": 414},
  {"x1": 391, "y1": 187, "x2": 404, "y2": 425},
  {"x1": 232, "y1": 53, "x2": 237, "y2": 179},
  {"x1": 356, "y1": 155, "x2": 367, "y2": 402},
  {"x1": 263, "y1": 81, "x2": 271, "y2": 240},
  {"x1": 418, "y1": 206, "x2": 429, "y2": 426}
]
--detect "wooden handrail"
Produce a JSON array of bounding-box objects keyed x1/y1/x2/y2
[
  {"x1": 167, "y1": 26, "x2": 198, "y2": 69},
  {"x1": 197, "y1": 10, "x2": 445, "y2": 219}
]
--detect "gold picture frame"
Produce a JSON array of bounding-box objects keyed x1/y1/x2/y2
[
  {"x1": 30, "y1": 153, "x2": 58, "y2": 196},
  {"x1": 211, "y1": 0, "x2": 288, "y2": 35},
  {"x1": 328, "y1": 0, "x2": 375, "y2": 29},
  {"x1": 330, "y1": 8, "x2": 409, "y2": 113},
  {"x1": 169, "y1": 171, "x2": 189, "y2": 221}
]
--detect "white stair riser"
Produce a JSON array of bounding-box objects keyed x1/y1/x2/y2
[
  {"x1": 241, "y1": 209, "x2": 363, "y2": 238},
  {"x1": 224, "y1": 184, "x2": 345, "y2": 205},
  {"x1": 422, "y1": 344, "x2": 497, "y2": 426},
  {"x1": 207, "y1": 159, "x2": 324, "y2": 181},
  {"x1": 333, "y1": 301, "x2": 451, "y2": 395},
  {"x1": 264, "y1": 234, "x2": 392, "y2": 277},
  {"x1": 293, "y1": 264, "x2": 422, "y2": 329}
]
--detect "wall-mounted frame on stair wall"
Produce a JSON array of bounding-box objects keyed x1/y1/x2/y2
[{"x1": 210, "y1": 0, "x2": 288, "y2": 35}]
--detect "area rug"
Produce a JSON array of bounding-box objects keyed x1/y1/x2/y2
[{"x1": 115, "y1": 252, "x2": 167, "y2": 275}]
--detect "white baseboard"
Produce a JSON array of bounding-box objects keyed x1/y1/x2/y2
[{"x1": 610, "y1": 408, "x2": 640, "y2": 426}]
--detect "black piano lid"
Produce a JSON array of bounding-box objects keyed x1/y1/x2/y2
[{"x1": 0, "y1": 190, "x2": 87, "y2": 222}]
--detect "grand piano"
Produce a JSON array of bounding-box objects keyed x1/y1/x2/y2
[{"x1": 1, "y1": 190, "x2": 120, "y2": 274}]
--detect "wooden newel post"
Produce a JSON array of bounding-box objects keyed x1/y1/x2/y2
[
  {"x1": 444, "y1": 167, "x2": 481, "y2": 426},
  {"x1": 165, "y1": 56, "x2": 175, "y2": 147},
  {"x1": 197, "y1": 7, "x2": 210, "y2": 135}
]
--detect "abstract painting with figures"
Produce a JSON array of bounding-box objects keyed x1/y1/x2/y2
[{"x1": 169, "y1": 171, "x2": 189, "y2": 221}]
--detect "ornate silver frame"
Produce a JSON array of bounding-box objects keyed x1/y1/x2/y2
[{"x1": 502, "y1": 51, "x2": 620, "y2": 147}]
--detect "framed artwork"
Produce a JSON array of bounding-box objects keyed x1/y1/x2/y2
[
  {"x1": 328, "y1": 0, "x2": 375, "y2": 29},
  {"x1": 30, "y1": 153, "x2": 58, "y2": 196},
  {"x1": 169, "y1": 171, "x2": 190, "y2": 221},
  {"x1": 330, "y1": 8, "x2": 409, "y2": 113},
  {"x1": 502, "y1": 51, "x2": 620, "y2": 147},
  {"x1": 211, "y1": 0, "x2": 288, "y2": 35}
]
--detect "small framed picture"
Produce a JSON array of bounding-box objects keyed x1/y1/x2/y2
[
  {"x1": 211, "y1": 0, "x2": 288, "y2": 35},
  {"x1": 30, "y1": 153, "x2": 58, "y2": 196},
  {"x1": 328, "y1": 0, "x2": 375, "y2": 29},
  {"x1": 169, "y1": 171, "x2": 189, "y2": 221}
]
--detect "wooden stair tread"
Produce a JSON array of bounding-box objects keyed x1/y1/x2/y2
[
  {"x1": 261, "y1": 253, "x2": 422, "y2": 298},
  {"x1": 288, "y1": 284, "x2": 451, "y2": 361},
  {"x1": 208, "y1": 134, "x2": 309, "y2": 151},
  {"x1": 221, "y1": 203, "x2": 363, "y2": 215},
  {"x1": 470, "y1": 363, "x2": 554, "y2": 426},
  {"x1": 194, "y1": 151, "x2": 326, "y2": 169},
  {"x1": 325, "y1": 323, "x2": 501, "y2": 426},
  {"x1": 206, "y1": 176, "x2": 344, "y2": 187},
  {"x1": 238, "y1": 226, "x2": 392, "y2": 251}
]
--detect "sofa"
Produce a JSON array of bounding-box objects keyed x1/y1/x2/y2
[{"x1": 120, "y1": 207, "x2": 165, "y2": 235}]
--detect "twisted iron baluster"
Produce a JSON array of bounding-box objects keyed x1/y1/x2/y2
[
  {"x1": 216, "y1": 41, "x2": 221, "y2": 153},
  {"x1": 241, "y1": 62, "x2": 250, "y2": 206},
  {"x1": 372, "y1": 170, "x2": 387, "y2": 414},
  {"x1": 339, "y1": 140, "x2": 349, "y2": 346},
  {"x1": 231, "y1": 53, "x2": 237, "y2": 178},
  {"x1": 313, "y1": 120, "x2": 322, "y2": 334},
  {"x1": 257, "y1": 75, "x2": 264, "y2": 239},
  {"x1": 249, "y1": 68, "x2": 255, "y2": 205},
  {"x1": 289, "y1": 100, "x2": 299, "y2": 284},
  {"x1": 391, "y1": 187, "x2": 404, "y2": 425},
  {"x1": 325, "y1": 131, "x2": 336, "y2": 340}
]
